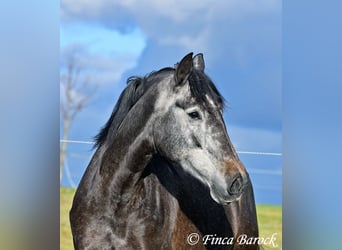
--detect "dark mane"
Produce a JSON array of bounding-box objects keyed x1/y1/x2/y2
[
  {"x1": 93, "y1": 76, "x2": 146, "y2": 148},
  {"x1": 94, "y1": 67, "x2": 224, "y2": 148}
]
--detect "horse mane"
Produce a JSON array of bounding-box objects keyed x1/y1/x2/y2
[
  {"x1": 93, "y1": 76, "x2": 146, "y2": 148},
  {"x1": 94, "y1": 67, "x2": 225, "y2": 149}
]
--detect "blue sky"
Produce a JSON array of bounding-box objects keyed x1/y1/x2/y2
[{"x1": 60, "y1": 0, "x2": 282, "y2": 204}]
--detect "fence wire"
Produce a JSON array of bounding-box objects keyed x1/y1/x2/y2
[{"x1": 60, "y1": 139, "x2": 282, "y2": 190}]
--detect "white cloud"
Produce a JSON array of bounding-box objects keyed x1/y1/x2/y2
[
  {"x1": 61, "y1": 0, "x2": 280, "y2": 41},
  {"x1": 61, "y1": 0, "x2": 279, "y2": 23},
  {"x1": 61, "y1": 0, "x2": 280, "y2": 66}
]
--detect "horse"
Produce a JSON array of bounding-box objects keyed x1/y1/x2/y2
[{"x1": 70, "y1": 53, "x2": 259, "y2": 250}]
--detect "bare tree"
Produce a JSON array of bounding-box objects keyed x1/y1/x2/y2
[{"x1": 60, "y1": 60, "x2": 95, "y2": 183}]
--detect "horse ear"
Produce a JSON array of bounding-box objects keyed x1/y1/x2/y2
[
  {"x1": 193, "y1": 53, "x2": 205, "y2": 72},
  {"x1": 175, "y1": 52, "x2": 193, "y2": 85}
]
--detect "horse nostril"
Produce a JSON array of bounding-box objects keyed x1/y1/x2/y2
[{"x1": 228, "y1": 174, "x2": 243, "y2": 195}]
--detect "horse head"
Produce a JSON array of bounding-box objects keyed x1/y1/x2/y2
[{"x1": 153, "y1": 53, "x2": 249, "y2": 204}]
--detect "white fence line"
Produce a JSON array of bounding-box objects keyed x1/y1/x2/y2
[
  {"x1": 60, "y1": 139, "x2": 282, "y2": 156},
  {"x1": 60, "y1": 139, "x2": 94, "y2": 145},
  {"x1": 237, "y1": 151, "x2": 282, "y2": 156}
]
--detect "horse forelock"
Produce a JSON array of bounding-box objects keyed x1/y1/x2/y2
[{"x1": 188, "y1": 69, "x2": 225, "y2": 113}]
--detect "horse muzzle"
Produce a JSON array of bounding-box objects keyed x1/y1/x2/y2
[{"x1": 209, "y1": 160, "x2": 249, "y2": 204}]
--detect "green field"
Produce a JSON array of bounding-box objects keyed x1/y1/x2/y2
[{"x1": 61, "y1": 188, "x2": 281, "y2": 250}]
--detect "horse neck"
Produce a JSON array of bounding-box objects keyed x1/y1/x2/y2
[{"x1": 97, "y1": 88, "x2": 158, "y2": 202}]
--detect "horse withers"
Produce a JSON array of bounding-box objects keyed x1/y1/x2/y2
[{"x1": 70, "y1": 53, "x2": 259, "y2": 249}]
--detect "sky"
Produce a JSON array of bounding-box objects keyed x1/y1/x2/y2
[
  {"x1": 2, "y1": 1, "x2": 342, "y2": 249},
  {"x1": 60, "y1": 0, "x2": 282, "y2": 205}
]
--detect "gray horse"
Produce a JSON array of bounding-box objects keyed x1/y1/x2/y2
[{"x1": 70, "y1": 53, "x2": 259, "y2": 249}]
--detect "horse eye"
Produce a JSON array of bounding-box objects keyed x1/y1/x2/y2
[{"x1": 188, "y1": 111, "x2": 201, "y2": 120}]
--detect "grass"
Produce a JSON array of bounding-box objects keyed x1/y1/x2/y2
[
  {"x1": 61, "y1": 188, "x2": 281, "y2": 250},
  {"x1": 256, "y1": 205, "x2": 282, "y2": 249},
  {"x1": 60, "y1": 188, "x2": 75, "y2": 250}
]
